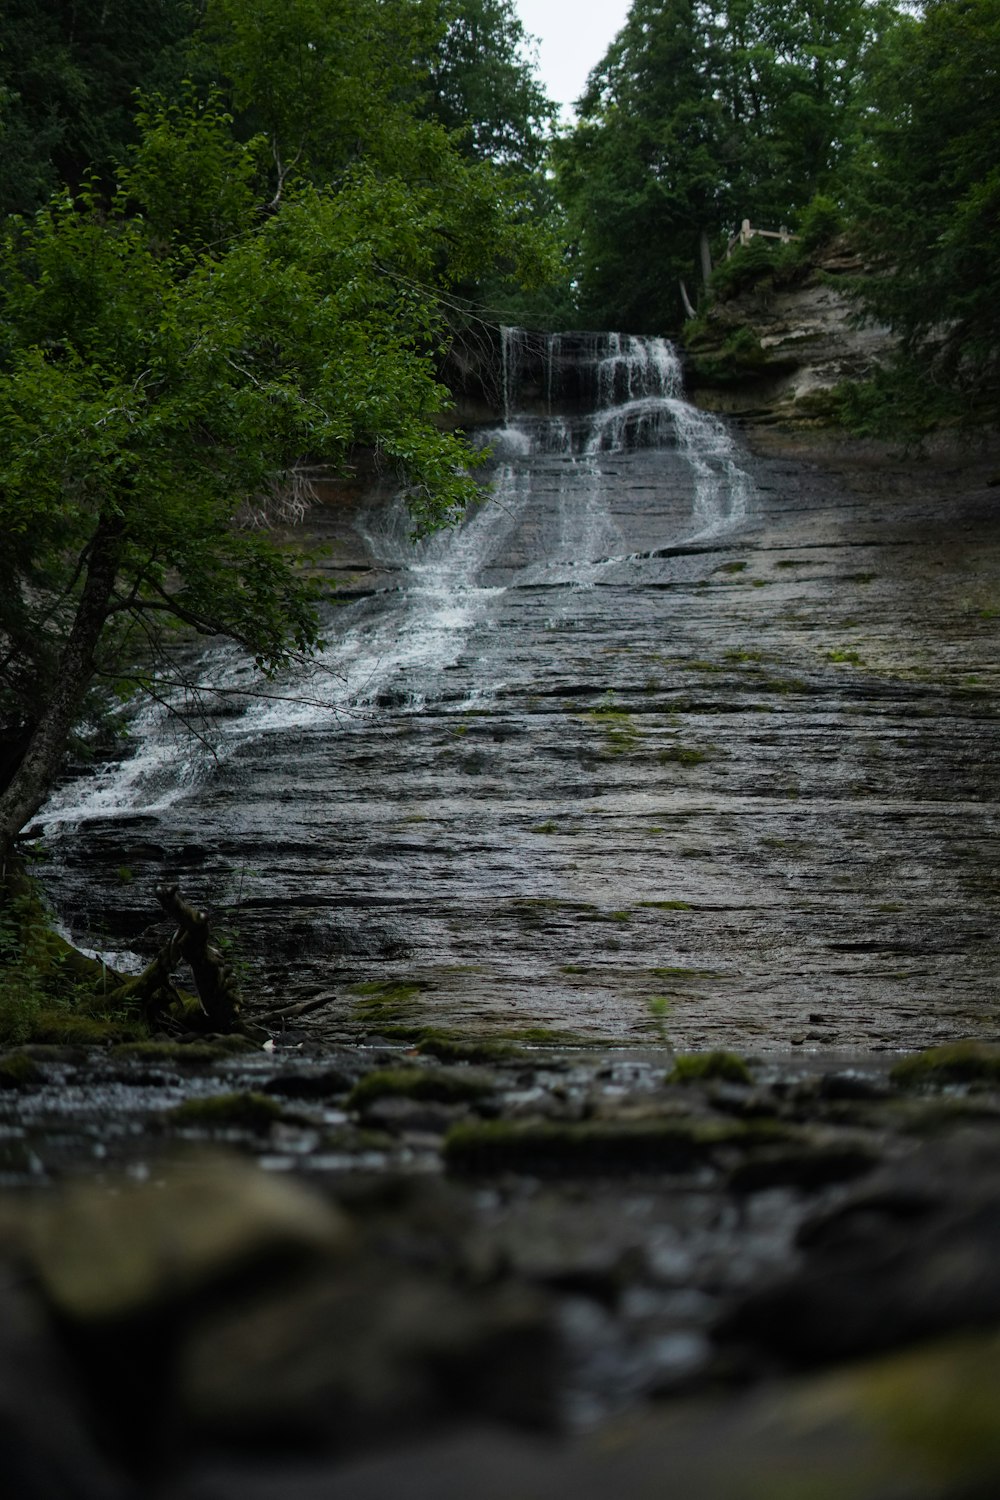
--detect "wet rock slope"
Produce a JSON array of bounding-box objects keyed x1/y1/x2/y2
[{"x1": 38, "y1": 332, "x2": 1000, "y2": 1057}]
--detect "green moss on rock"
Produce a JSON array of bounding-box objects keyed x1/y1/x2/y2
[
  {"x1": 509, "y1": 1026, "x2": 593, "y2": 1047},
  {"x1": 0, "y1": 1048, "x2": 44, "y2": 1090},
  {"x1": 349, "y1": 978, "x2": 430, "y2": 1029},
  {"x1": 167, "y1": 1091, "x2": 284, "y2": 1131},
  {"x1": 727, "y1": 1140, "x2": 879, "y2": 1193},
  {"x1": 112, "y1": 1037, "x2": 258, "y2": 1066},
  {"x1": 669, "y1": 1051, "x2": 754, "y2": 1086},
  {"x1": 444, "y1": 1115, "x2": 753, "y2": 1176},
  {"x1": 30, "y1": 1011, "x2": 146, "y2": 1046},
  {"x1": 658, "y1": 747, "x2": 708, "y2": 767},
  {"x1": 891, "y1": 1041, "x2": 1000, "y2": 1089},
  {"x1": 347, "y1": 1066, "x2": 496, "y2": 1111},
  {"x1": 28, "y1": 1158, "x2": 351, "y2": 1322},
  {"x1": 415, "y1": 1033, "x2": 527, "y2": 1064}
]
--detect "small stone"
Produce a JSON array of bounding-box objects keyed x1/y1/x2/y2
[
  {"x1": 27, "y1": 1155, "x2": 353, "y2": 1323},
  {"x1": 262, "y1": 1068, "x2": 354, "y2": 1099},
  {"x1": 0, "y1": 1049, "x2": 44, "y2": 1091},
  {"x1": 819, "y1": 1072, "x2": 891, "y2": 1103},
  {"x1": 362, "y1": 1095, "x2": 471, "y2": 1135}
]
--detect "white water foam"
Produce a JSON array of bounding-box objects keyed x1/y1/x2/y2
[
  {"x1": 41, "y1": 329, "x2": 754, "y2": 827},
  {"x1": 522, "y1": 330, "x2": 753, "y2": 578},
  {"x1": 671, "y1": 400, "x2": 753, "y2": 539}
]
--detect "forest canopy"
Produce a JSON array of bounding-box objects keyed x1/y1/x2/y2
[
  {"x1": 553, "y1": 0, "x2": 903, "y2": 332},
  {"x1": 553, "y1": 0, "x2": 1000, "y2": 418}
]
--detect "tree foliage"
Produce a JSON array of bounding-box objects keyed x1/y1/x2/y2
[
  {"x1": 0, "y1": 15, "x2": 554, "y2": 861},
  {"x1": 556, "y1": 0, "x2": 900, "y2": 331},
  {"x1": 556, "y1": 0, "x2": 722, "y2": 332},
  {"x1": 848, "y1": 0, "x2": 1000, "y2": 402},
  {"x1": 0, "y1": 0, "x2": 192, "y2": 217},
  {"x1": 429, "y1": 0, "x2": 555, "y2": 174},
  {"x1": 196, "y1": 0, "x2": 442, "y2": 189},
  {"x1": 425, "y1": 0, "x2": 566, "y2": 321},
  {"x1": 194, "y1": 0, "x2": 557, "y2": 310}
]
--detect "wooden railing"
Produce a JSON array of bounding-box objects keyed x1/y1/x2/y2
[{"x1": 726, "y1": 219, "x2": 800, "y2": 258}]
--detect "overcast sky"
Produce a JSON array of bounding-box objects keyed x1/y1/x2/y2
[{"x1": 513, "y1": 0, "x2": 632, "y2": 116}]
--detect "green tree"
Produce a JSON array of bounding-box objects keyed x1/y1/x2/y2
[
  {"x1": 425, "y1": 0, "x2": 567, "y2": 323},
  {"x1": 556, "y1": 0, "x2": 722, "y2": 331},
  {"x1": 429, "y1": 0, "x2": 555, "y2": 174},
  {"x1": 196, "y1": 0, "x2": 441, "y2": 192},
  {"x1": 0, "y1": 93, "x2": 544, "y2": 863},
  {"x1": 714, "y1": 0, "x2": 899, "y2": 220},
  {"x1": 193, "y1": 0, "x2": 554, "y2": 304},
  {"x1": 556, "y1": 0, "x2": 900, "y2": 331},
  {"x1": 0, "y1": 0, "x2": 193, "y2": 217},
  {"x1": 849, "y1": 0, "x2": 1000, "y2": 404}
]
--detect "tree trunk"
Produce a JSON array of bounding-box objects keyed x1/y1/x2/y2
[
  {"x1": 699, "y1": 230, "x2": 713, "y2": 289},
  {"x1": 108, "y1": 886, "x2": 243, "y2": 1033},
  {"x1": 154, "y1": 884, "x2": 242, "y2": 1031},
  {"x1": 0, "y1": 515, "x2": 124, "y2": 866}
]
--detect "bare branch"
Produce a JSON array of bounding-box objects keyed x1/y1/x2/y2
[{"x1": 237, "y1": 462, "x2": 323, "y2": 529}]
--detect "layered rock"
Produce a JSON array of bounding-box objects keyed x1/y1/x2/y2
[{"x1": 685, "y1": 240, "x2": 896, "y2": 426}]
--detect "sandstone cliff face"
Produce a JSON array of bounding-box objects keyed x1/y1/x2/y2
[{"x1": 685, "y1": 241, "x2": 896, "y2": 427}]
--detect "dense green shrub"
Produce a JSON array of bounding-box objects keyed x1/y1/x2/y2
[{"x1": 796, "y1": 194, "x2": 845, "y2": 253}]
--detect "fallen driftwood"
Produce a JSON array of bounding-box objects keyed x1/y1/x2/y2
[
  {"x1": 262, "y1": 992, "x2": 339, "y2": 1023},
  {"x1": 114, "y1": 885, "x2": 242, "y2": 1033}
]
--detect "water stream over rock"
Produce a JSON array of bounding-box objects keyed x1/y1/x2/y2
[
  {"x1": 7, "y1": 336, "x2": 1000, "y2": 1497},
  {"x1": 37, "y1": 332, "x2": 1000, "y2": 1054}
]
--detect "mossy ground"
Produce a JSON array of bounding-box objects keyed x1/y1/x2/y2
[
  {"x1": 347, "y1": 1066, "x2": 497, "y2": 1111},
  {"x1": 112, "y1": 1037, "x2": 260, "y2": 1065},
  {"x1": 669, "y1": 1051, "x2": 754, "y2": 1086},
  {"x1": 890, "y1": 1041, "x2": 1000, "y2": 1089},
  {"x1": 443, "y1": 1114, "x2": 780, "y2": 1176},
  {"x1": 0, "y1": 878, "x2": 245, "y2": 1046},
  {"x1": 167, "y1": 1091, "x2": 284, "y2": 1131},
  {"x1": 0, "y1": 1049, "x2": 44, "y2": 1090}
]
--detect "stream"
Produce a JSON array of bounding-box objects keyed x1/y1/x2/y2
[{"x1": 36, "y1": 329, "x2": 1000, "y2": 1052}]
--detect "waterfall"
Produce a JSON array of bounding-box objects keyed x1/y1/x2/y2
[
  {"x1": 488, "y1": 329, "x2": 751, "y2": 582},
  {"x1": 40, "y1": 330, "x2": 754, "y2": 831},
  {"x1": 492, "y1": 329, "x2": 750, "y2": 528}
]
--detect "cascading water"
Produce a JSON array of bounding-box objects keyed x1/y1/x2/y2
[
  {"x1": 42, "y1": 331, "x2": 752, "y2": 825},
  {"x1": 39, "y1": 331, "x2": 758, "y2": 1031}
]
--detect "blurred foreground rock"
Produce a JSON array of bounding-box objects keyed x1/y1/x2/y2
[
  {"x1": 1, "y1": 1042, "x2": 1000, "y2": 1496},
  {"x1": 0, "y1": 1156, "x2": 558, "y2": 1487},
  {"x1": 161, "y1": 1332, "x2": 1000, "y2": 1500}
]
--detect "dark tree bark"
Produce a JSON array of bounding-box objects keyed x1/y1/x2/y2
[
  {"x1": 0, "y1": 514, "x2": 125, "y2": 866},
  {"x1": 109, "y1": 886, "x2": 243, "y2": 1033},
  {"x1": 154, "y1": 885, "x2": 242, "y2": 1031}
]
